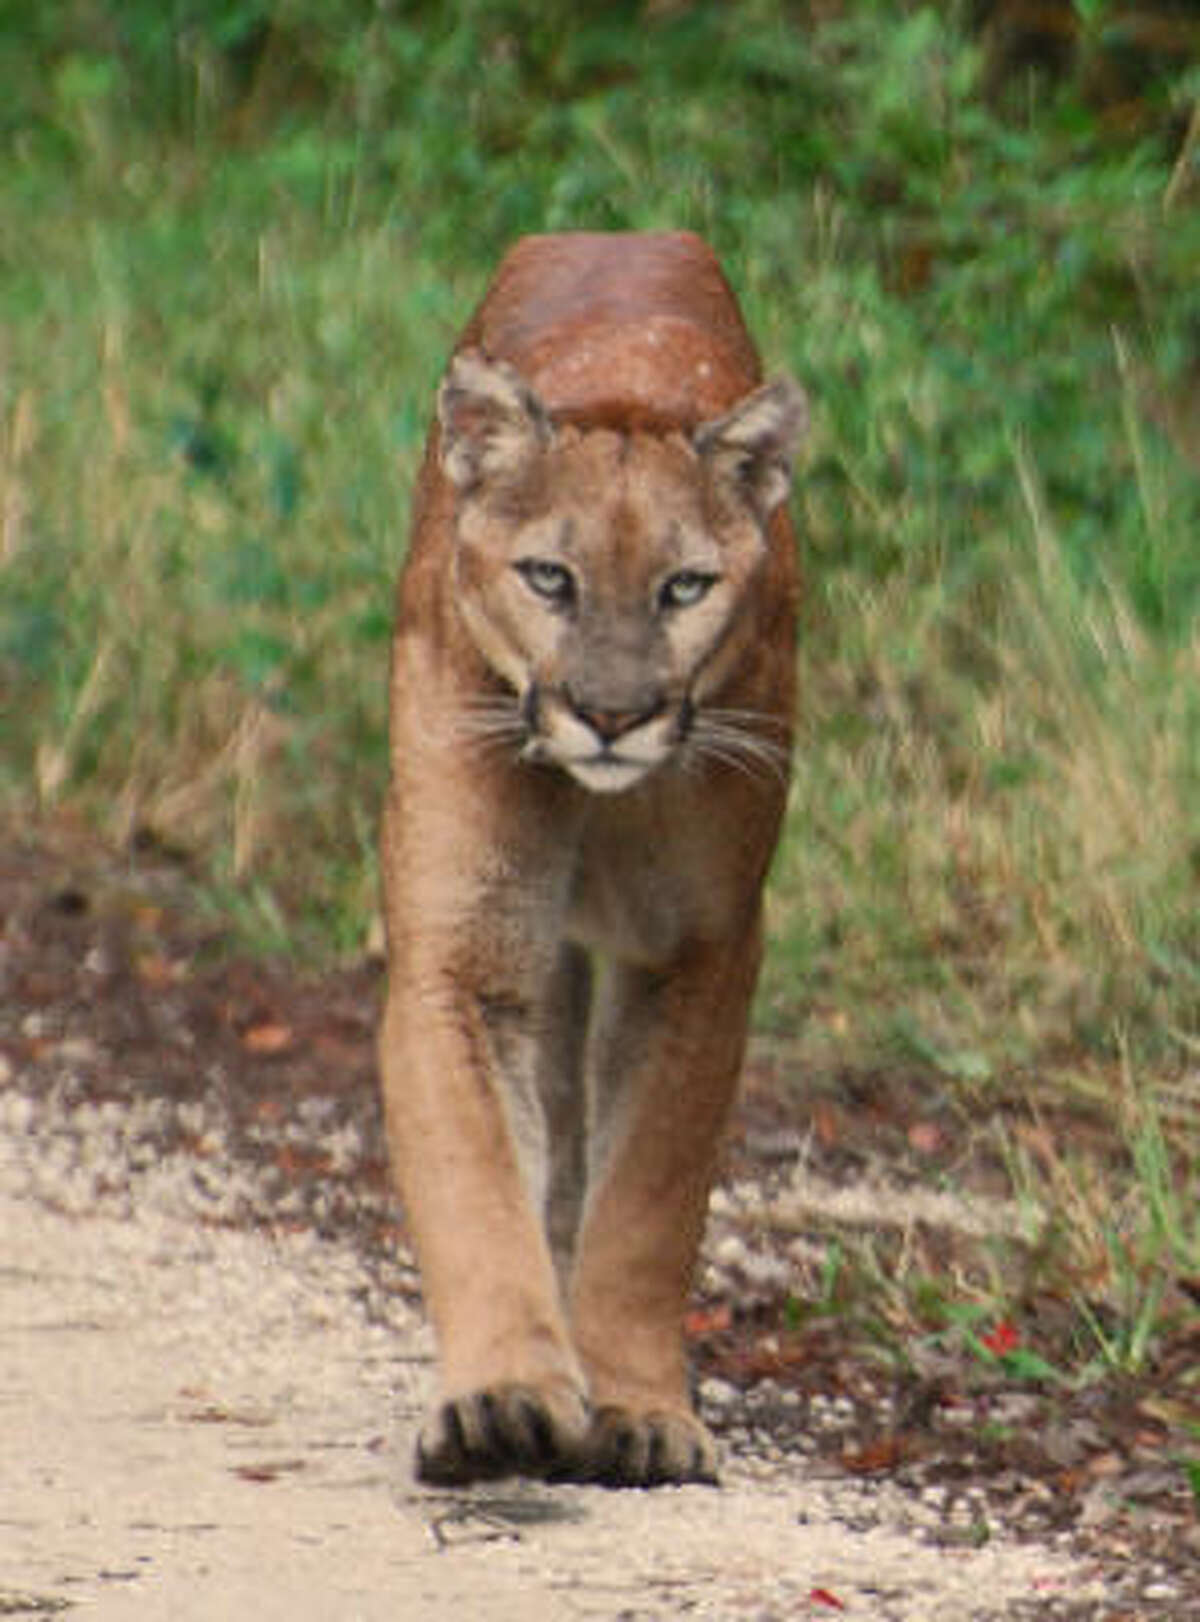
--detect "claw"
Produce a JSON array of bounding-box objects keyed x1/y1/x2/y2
[
  {"x1": 415, "y1": 1381, "x2": 588, "y2": 1486},
  {"x1": 584, "y1": 1404, "x2": 719, "y2": 1489}
]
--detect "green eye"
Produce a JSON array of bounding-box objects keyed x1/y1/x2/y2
[
  {"x1": 659, "y1": 570, "x2": 718, "y2": 611},
  {"x1": 515, "y1": 557, "x2": 576, "y2": 608}
]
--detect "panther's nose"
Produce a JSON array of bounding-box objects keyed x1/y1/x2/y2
[{"x1": 569, "y1": 695, "x2": 665, "y2": 744}]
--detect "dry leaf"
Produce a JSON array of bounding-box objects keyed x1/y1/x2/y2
[{"x1": 242, "y1": 1021, "x2": 293, "y2": 1055}]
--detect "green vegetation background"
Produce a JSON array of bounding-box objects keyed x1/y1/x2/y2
[{"x1": 1, "y1": 0, "x2": 1198, "y2": 1093}]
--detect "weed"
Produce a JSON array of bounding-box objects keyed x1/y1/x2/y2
[
  {"x1": 991, "y1": 1042, "x2": 1200, "y2": 1378},
  {"x1": 1, "y1": 4, "x2": 1197, "y2": 1022},
  {"x1": 1074, "y1": 1053, "x2": 1200, "y2": 1375}
]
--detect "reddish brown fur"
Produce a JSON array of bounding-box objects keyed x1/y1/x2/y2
[
  {"x1": 459, "y1": 231, "x2": 763, "y2": 430},
  {"x1": 379, "y1": 231, "x2": 804, "y2": 1487}
]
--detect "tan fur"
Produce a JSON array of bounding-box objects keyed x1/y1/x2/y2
[{"x1": 378, "y1": 231, "x2": 807, "y2": 1486}]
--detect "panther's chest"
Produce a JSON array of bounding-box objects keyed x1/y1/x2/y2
[
  {"x1": 564, "y1": 795, "x2": 750, "y2": 967},
  {"x1": 566, "y1": 856, "x2": 690, "y2": 965}
]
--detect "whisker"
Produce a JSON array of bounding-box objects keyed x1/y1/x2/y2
[
  {"x1": 456, "y1": 697, "x2": 523, "y2": 720},
  {"x1": 688, "y1": 716, "x2": 793, "y2": 786},
  {"x1": 705, "y1": 749, "x2": 788, "y2": 786},
  {"x1": 450, "y1": 716, "x2": 525, "y2": 741},
  {"x1": 703, "y1": 705, "x2": 791, "y2": 736},
  {"x1": 434, "y1": 696, "x2": 528, "y2": 757},
  {"x1": 693, "y1": 743, "x2": 780, "y2": 785},
  {"x1": 698, "y1": 718, "x2": 792, "y2": 761},
  {"x1": 688, "y1": 743, "x2": 759, "y2": 781}
]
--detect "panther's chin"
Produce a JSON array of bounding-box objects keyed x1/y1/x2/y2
[{"x1": 562, "y1": 755, "x2": 662, "y2": 795}]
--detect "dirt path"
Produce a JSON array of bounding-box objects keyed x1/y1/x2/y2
[
  {"x1": 3, "y1": 835, "x2": 1194, "y2": 1618},
  {"x1": 2, "y1": 1082, "x2": 1089, "y2": 1622}
]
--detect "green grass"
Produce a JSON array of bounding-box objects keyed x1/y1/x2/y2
[
  {"x1": 2, "y1": 12, "x2": 1198, "y2": 1099},
  {"x1": 1, "y1": 0, "x2": 1198, "y2": 1419}
]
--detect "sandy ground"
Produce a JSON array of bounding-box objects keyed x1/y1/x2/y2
[{"x1": 0, "y1": 1080, "x2": 1100, "y2": 1622}]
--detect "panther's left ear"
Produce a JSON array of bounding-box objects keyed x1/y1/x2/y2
[
  {"x1": 437, "y1": 350, "x2": 553, "y2": 494},
  {"x1": 694, "y1": 375, "x2": 808, "y2": 520}
]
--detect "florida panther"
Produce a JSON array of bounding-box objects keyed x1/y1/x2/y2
[{"x1": 378, "y1": 231, "x2": 807, "y2": 1486}]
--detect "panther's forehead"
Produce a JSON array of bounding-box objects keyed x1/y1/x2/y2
[{"x1": 537, "y1": 427, "x2": 708, "y2": 586}]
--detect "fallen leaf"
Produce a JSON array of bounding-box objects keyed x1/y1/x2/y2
[
  {"x1": 1139, "y1": 1393, "x2": 1200, "y2": 1429},
  {"x1": 841, "y1": 1434, "x2": 913, "y2": 1474},
  {"x1": 275, "y1": 1145, "x2": 333, "y2": 1177},
  {"x1": 180, "y1": 1401, "x2": 272, "y2": 1428},
  {"x1": 812, "y1": 1099, "x2": 841, "y2": 1148},
  {"x1": 242, "y1": 1021, "x2": 294, "y2": 1055},
  {"x1": 1133, "y1": 1427, "x2": 1167, "y2": 1450},
  {"x1": 908, "y1": 1121, "x2": 944, "y2": 1155},
  {"x1": 136, "y1": 953, "x2": 180, "y2": 988},
  {"x1": 685, "y1": 1303, "x2": 733, "y2": 1337},
  {"x1": 808, "y1": 1588, "x2": 846, "y2": 1610},
  {"x1": 234, "y1": 1459, "x2": 307, "y2": 1483}
]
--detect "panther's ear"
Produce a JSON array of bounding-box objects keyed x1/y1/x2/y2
[
  {"x1": 694, "y1": 375, "x2": 808, "y2": 520},
  {"x1": 437, "y1": 350, "x2": 553, "y2": 493}
]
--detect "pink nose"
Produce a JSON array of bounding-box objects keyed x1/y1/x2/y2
[{"x1": 572, "y1": 700, "x2": 663, "y2": 744}]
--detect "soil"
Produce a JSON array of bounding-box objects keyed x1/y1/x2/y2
[{"x1": 2, "y1": 827, "x2": 1198, "y2": 1618}]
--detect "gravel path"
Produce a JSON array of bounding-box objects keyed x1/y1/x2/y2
[{"x1": 0, "y1": 1081, "x2": 1096, "y2": 1620}]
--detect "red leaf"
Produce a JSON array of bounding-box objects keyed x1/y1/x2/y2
[
  {"x1": 812, "y1": 1100, "x2": 841, "y2": 1148},
  {"x1": 136, "y1": 952, "x2": 180, "y2": 988},
  {"x1": 234, "y1": 1458, "x2": 306, "y2": 1483},
  {"x1": 907, "y1": 1121, "x2": 943, "y2": 1156},
  {"x1": 242, "y1": 1020, "x2": 293, "y2": 1055},
  {"x1": 684, "y1": 1303, "x2": 733, "y2": 1337},
  {"x1": 980, "y1": 1320, "x2": 1021, "y2": 1356},
  {"x1": 809, "y1": 1588, "x2": 846, "y2": 1610},
  {"x1": 841, "y1": 1434, "x2": 910, "y2": 1475}
]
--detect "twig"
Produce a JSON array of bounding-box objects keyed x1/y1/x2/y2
[{"x1": 1163, "y1": 101, "x2": 1199, "y2": 215}]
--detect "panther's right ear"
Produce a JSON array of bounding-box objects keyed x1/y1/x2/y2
[
  {"x1": 437, "y1": 351, "x2": 553, "y2": 493},
  {"x1": 693, "y1": 374, "x2": 808, "y2": 522}
]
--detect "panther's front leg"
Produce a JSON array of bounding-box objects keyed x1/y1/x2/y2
[
  {"x1": 378, "y1": 793, "x2": 591, "y2": 1486},
  {"x1": 567, "y1": 925, "x2": 764, "y2": 1486},
  {"x1": 379, "y1": 971, "x2": 590, "y2": 1483}
]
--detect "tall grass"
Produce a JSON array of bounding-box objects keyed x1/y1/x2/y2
[
  {"x1": 2, "y1": 0, "x2": 1198, "y2": 1074},
  {"x1": 767, "y1": 432, "x2": 1200, "y2": 1079}
]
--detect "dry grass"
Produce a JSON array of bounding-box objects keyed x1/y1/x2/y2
[
  {"x1": 764, "y1": 418, "x2": 1199, "y2": 1086},
  {"x1": 1, "y1": 0, "x2": 1197, "y2": 1398}
]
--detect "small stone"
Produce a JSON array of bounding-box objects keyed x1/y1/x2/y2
[
  {"x1": 699, "y1": 1377, "x2": 739, "y2": 1413},
  {"x1": 988, "y1": 1392, "x2": 1040, "y2": 1425},
  {"x1": 714, "y1": 1233, "x2": 751, "y2": 1269},
  {"x1": 739, "y1": 1250, "x2": 792, "y2": 1290},
  {"x1": 1, "y1": 1092, "x2": 34, "y2": 1132},
  {"x1": 58, "y1": 1037, "x2": 100, "y2": 1066},
  {"x1": 708, "y1": 1187, "x2": 734, "y2": 1218}
]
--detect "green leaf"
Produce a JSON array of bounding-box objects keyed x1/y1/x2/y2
[{"x1": 222, "y1": 628, "x2": 291, "y2": 692}]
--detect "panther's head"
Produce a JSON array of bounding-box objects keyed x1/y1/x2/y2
[{"x1": 438, "y1": 350, "x2": 807, "y2": 795}]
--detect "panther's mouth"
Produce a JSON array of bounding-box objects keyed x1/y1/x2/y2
[
  {"x1": 521, "y1": 731, "x2": 673, "y2": 795},
  {"x1": 520, "y1": 683, "x2": 685, "y2": 795},
  {"x1": 562, "y1": 754, "x2": 660, "y2": 795}
]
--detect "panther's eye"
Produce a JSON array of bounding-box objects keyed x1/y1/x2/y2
[
  {"x1": 659, "y1": 570, "x2": 718, "y2": 612},
  {"x1": 515, "y1": 557, "x2": 576, "y2": 610}
]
